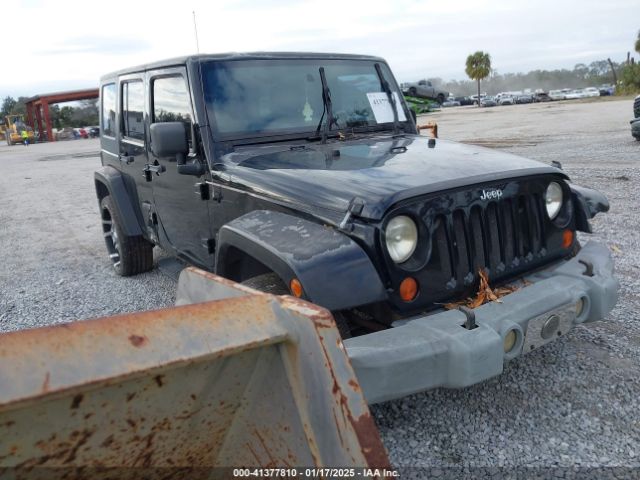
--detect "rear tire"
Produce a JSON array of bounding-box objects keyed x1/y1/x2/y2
[
  {"x1": 408, "y1": 87, "x2": 417, "y2": 97},
  {"x1": 437, "y1": 94, "x2": 445, "y2": 104},
  {"x1": 241, "y1": 273, "x2": 352, "y2": 338},
  {"x1": 100, "y1": 196, "x2": 153, "y2": 276}
]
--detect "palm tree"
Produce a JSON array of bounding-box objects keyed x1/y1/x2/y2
[
  {"x1": 465, "y1": 51, "x2": 492, "y2": 106},
  {"x1": 635, "y1": 29, "x2": 640, "y2": 55}
]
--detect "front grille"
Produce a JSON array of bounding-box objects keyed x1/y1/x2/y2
[
  {"x1": 634, "y1": 96, "x2": 640, "y2": 119},
  {"x1": 432, "y1": 193, "x2": 546, "y2": 288},
  {"x1": 382, "y1": 175, "x2": 574, "y2": 312}
]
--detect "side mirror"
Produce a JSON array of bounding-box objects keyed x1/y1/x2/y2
[
  {"x1": 150, "y1": 122, "x2": 205, "y2": 176},
  {"x1": 150, "y1": 122, "x2": 188, "y2": 159}
]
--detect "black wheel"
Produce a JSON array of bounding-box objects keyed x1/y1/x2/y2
[
  {"x1": 100, "y1": 196, "x2": 153, "y2": 276},
  {"x1": 408, "y1": 87, "x2": 417, "y2": 97},
  {"x1": 241, "y1": 273, "x2": 352, "y2": 338},
  {"x1": 437, "y1": 94, "x2": 445, "y2": 104}
]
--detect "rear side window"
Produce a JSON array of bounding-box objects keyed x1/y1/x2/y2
[
  {"x1": 101, "y1": 83, "x2": 116, "y2": 137},
  {"x1": 122, "y1": 81, "x2": 145, "y2": 141},
  {"x1": 153, "y1": 76, "x2": 192, "y2": 142}
]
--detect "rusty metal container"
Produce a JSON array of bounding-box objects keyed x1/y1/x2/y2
[{"x1": 0, "y1": 268, "x2": 388, "y2": 477}]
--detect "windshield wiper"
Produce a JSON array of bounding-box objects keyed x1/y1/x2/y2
[
  {"x1": 316, "y1": 67, "x2": 338, "y2": 144},
  {"x1": 374, "y1": 63, "x2": 400, "y2": 135}
]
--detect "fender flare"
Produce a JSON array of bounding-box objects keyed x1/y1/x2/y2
[
  {"x1": 94, "y1": 166, "x2": 143, "y2": 237},
  {"x1": 570, "y1": 184, "x2": 610, "y2": 234},
  {"x1": 215, "y1": 210, "x2": 387, "y2": 311}
]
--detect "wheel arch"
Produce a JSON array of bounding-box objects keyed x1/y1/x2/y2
[
  {"x1": 215, "y1": 210, "x2": 388, "y2": 311},
  {"x1": 94, "y1": 166, "x2": 143, "y2": 237}
]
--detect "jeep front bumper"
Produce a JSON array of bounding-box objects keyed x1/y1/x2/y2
[{"x1": 344, "y1": 241, "x2": 619, "y2": 404}]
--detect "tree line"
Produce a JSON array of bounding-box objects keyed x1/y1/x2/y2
[
  {"x1": 458, "y1": 30, "x2": 640, "y2": 98},
  {"x1": 435, "y1": 58, "x2": 631, "y2": 97}
]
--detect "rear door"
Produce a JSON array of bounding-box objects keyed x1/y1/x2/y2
[
  {"x1": 118, "y1": 74, "x2": 156, "y2": 239},
  {"x1": 99, "y1": 82, "x2": 119, "y2": 170},
  {"x1": 148, "y1": 68, "x2": 213, "y2": 266}
]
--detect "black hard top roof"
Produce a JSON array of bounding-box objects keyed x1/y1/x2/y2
[{"x1": 100, "y1": 52, "x2": 386, "y2": 81}]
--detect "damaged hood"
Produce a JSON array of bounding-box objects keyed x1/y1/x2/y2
[{"x1": 221, "y1": 134, "x2": 564, "y2": 221}]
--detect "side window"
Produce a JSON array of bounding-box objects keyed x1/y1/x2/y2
[
  {"x1": 122, "y1": 81, "x2": 145, "y2": 141},
  {"x1": 101, "y1": 83, "x2": 116, "y2": 137},
  {"x1": 152, "y1": 76, "x2": 192, "y2": 144}
]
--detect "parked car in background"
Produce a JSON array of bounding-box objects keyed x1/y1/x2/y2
[
  {"x1": 480, "y1": 96, "x2": 497, "y2": 107},
  {"x1": 441, "y1": 98, "x2": 461, "y2": 107},
  {"x1": 583, "y1": 87, "x2": 600, "y2": 98},
  {"x1": 401, "y1": 80, "x2": 449, "y2": 104},
  {"x1": 565, "y1": 89, "x2": 587, "y2": 100},
  {"x1": 549, "y1": 90, "x2": 565, "y2": 101},
  {"x1": 533, "y1": 92, "x2": 551, "y2": 102},
  {"x1": 516, "y1": 94, "x2": 533, "y2": 104},
  {"x1": 599, "y1": 84, "x2": 615, "y2": 96},
  {"x1": 55, "y1": 127, "x2": 75, "y2": 141},
  {"x1": 469, "y1": 93, "x2": 487, "y2": 105},
  {"x1": 498, "y1": 95, "x2": 515, "y2": 106},
  {"x1": 454, "y1": 96, "x2": 475, "y2": 106},
  {"x1": 74, "y1": 128, "x2": 89, "y2": 139}
]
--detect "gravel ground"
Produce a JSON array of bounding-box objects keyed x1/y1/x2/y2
[{"x1": 1, "y1": 98, "x2": 638, "y2": 477}]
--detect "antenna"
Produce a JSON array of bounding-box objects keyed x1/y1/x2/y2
[{"x1": 192, "y1": 10, "x2": 200, "y2": 54}]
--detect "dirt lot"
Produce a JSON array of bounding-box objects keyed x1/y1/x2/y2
[{"x1": 0, "y1": 98, "x2": 638, "y2": 475}]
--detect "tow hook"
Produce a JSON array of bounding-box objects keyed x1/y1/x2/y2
[
  {"x1": 459, "y1": 306, "x2": 477, "y2": 330},
  {"x1": 579, "y1": 259, "x2": 594, "y2": 277}
]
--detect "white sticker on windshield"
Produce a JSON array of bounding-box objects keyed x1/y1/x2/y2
[{"x1": 367, "y1": 92, "x2": 407, "y2": 123}]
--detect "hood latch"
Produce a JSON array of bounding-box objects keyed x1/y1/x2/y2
[{"x1": 339, "y1": 197, "x2": 365, "y2": 232}]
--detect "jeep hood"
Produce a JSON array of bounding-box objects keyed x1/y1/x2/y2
[{"x1": 221, "y1": 135, "x2": 565, "y2": 221}]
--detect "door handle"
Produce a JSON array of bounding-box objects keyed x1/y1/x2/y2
[
  {"x1": 119, "y1": 154, "x2": 134, "y2": 164},
  {"x1": 144, "y1": 163, "x2": 166, "y2": 174},
  {"x1": 143, "y1": 163, "x2": 166, "y2": 182}
]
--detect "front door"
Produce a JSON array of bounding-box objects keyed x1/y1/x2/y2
[{"x1": 148, "y1": 68, "x2": 212, "y2": 267}]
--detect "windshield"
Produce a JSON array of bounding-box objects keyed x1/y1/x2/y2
[{"x1": 202, "y1": 59, "x2": 408, "y2": 139}]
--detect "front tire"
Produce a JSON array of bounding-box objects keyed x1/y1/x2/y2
[
  {"x1": 437, "y1": 94, "x2": 445, "y2": 104},
  {"x1": 100, "y1": 196, "x2": 153, "y2": 276}
]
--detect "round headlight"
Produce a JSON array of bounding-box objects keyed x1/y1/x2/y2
[
  {"x1": 545, "y1": 182, "x2": 563, "y2": 220},
  {"x1": 385, "y1": 216, "x2": 418, "y2": 264}
]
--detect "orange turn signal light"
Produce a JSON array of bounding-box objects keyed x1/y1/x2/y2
[
  {"x1": 399, "y1": 277, "x2": 419, "y2": 302},
  {"x1": 290, "y1": 278, "x2": 303, "y2": 298},
  {"x1": 562, "y1": 229, "x2": 574, "y2": 249}
]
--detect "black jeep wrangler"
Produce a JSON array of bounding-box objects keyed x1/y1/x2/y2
[{"x1": 96, "y1": 53, "x2": 618, "y2": 403}]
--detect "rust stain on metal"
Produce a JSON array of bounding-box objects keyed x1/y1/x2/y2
[
  {"x1": 254, "y1": 429, "x2": 276, "y2": 466},
  {"x1": 63, "y1": 429, "x2": 94, "y2": 464},
  {"x1": 128, "y1": 334, "x2": 147, "y2": 347},
  {"x1": 154, "y1": 375, "x2": 165, "y2": 387},
  {"x1": 349, "y1": 413, "x2": 391, "y2": 470},
  {"x1": 70, "y1": 394, "x2": 83, "y2": 409}
]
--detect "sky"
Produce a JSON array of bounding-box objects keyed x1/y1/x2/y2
[{"x1": 2, "y1": 0, "x2": 638, "y2": 99}]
